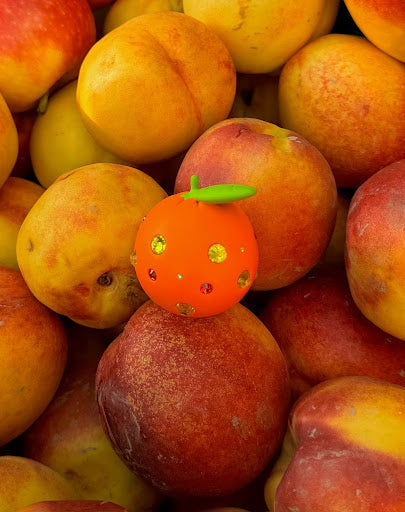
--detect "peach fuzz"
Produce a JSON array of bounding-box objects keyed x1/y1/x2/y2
[
  {"x1": 183, "y1": 0, "x2": 329, "y2": 73},
  {"x1": 96, "y1": 301, "x2": 290, "y2": 498},
  {"x1": 0, "y1": 267, "x2": 67, "y2": 447},
  {"x1": 22, "y1": 321, "x2": 162, "y2": 511},
  {"x1": 0, "y1": 0, "x2": 95, "y2": 113},
  {"x1": 0, "y1": 456, "x2": 77, "y2": 512},
  {"x1": 77, "y1": 11, "x2": 236, "y2": 164},
  {"x1": 259, "y1": 264, "x2": 405, "y2": 399},
  {"x1": 267, "y1": 377, "x2": 405, "y2": 512},
  {"x1": 279, "y1": 34, "x2": 405, "y2": 188},
  {"x1": 175, "y1": 118, "x2": 337, "y2": 291},
  {"x1": 0, "y1": 177, "x2": 44, "y2": 270},
  {"x1": 16, "y1": 163, "x2": 167, "y2": 329},
  {"x1": 345, "y1": 159, "x2": 405, "y2": 340},
  {"x1": 344, "y1": 0, "x2": 405, "y2": 62}
]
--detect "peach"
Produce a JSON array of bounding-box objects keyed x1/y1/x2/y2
[
  {"x1": 16, "y1": 502, "x2": 127, "y2": 512},
  {"x1": 183, "y1": 1, "x2": 329, "y2": 73},
  {"x1": 95, "y1": 301, "x2": 290, "y2": 498},
  {"x1": 11, "y1": 110, "x2": 36, "y2": 179},
  {"x1": 259, "y1": 264, "x2": 405, "y2": 399},
  {"x1": 344, "y1": 0, "x2": 405, "y2": 62},
  {"x1": 229, "y1": 74, "x2": 280, "y2": 126},
  {"x1": 0, "y1": 456, "x2": 77, "y2": 512},
  {"x1": 0, "y1": 0, "x2": 95, "y2": 112},
  {"x1": 175, "y1": 118, "x2": 337, "y2": 291},
  {"x1": 16, "y1": 163, "x2": 167, "y2": 329},
  {"x1": 266, "y1": 376, "x2": 405, "y2": 511},
  {"x1": 104, "y1": 0, "x2": 184, "y2": 34},
  {"x1": 345, "y1": 159, "x2": 405, "y2": 341},
  {"x1": 0, "y1": 178, "x2": 44, "y2": 270},
  {"x1": 77, "y1": 11, "x2": 236, "y2": 164},
  {"x1": 279, "y1": 34, "x2": 405, "y2": 188},
  {"x1": 30, "y1": 81, "x2": 127, "y2": 188},
  {"x1": 22, "y1": 321, "x2": 162, "y2": 511},
  {"x1": 0, "y1": 93, "x2": 18, "y2": 188},
  {"x1": 0, "y1": 267, "x2": 67, "y2": 447},
  {"x1": 318, "y1": 191, "x2": 351, "y2": 265}
]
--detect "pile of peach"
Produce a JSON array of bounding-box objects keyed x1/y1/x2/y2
[{"x1": 0, "y1": 1, "x2": 404, "y2": 512}]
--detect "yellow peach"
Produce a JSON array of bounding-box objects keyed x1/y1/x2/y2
[
  {"x1": 0, "y1": 93, "x2": 18, "y2": 188},
  {"x1": 104, "y1": 0, "x2": 183, "y2": 34},
  {"x1": 0, "y1": 178, "x2": 44, "y2": 270},
  {"x1": 16, "y1": 163, "x2": 167, "y2": 328},
  {"x1": 30, "y1": 81, "x2": 127, "y2": 188},
  {"x1": 0, "y1": 456, "x2": 77, "y2": 512},
  {"x1": 183, "y1": 0, "x2": 328, "y2": 73}
]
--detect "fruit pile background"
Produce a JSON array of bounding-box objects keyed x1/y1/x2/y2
[{"x1": 0, "y1": 1, "x2": 404, "y2": 512}]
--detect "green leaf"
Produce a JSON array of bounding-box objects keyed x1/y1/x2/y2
[{"x1": 182, "y1": 175, "x2": 256, "y2": 204}]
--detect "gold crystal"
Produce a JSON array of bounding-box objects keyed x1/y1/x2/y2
[
  {"x1": 151, "y1": 235, "x2": 166, "y2": 255},
  {"x1": 129, "y1": 251, "x2": 137, "y2": 267},
  {"x1": 176, "y1": 303, "x2": 195, "y2": 316},
  {"x1": 208, "y1": 243, "x2": 227, "y2": 263},
  {"x1": 237, "y1": 270, "x2": 250, "y2": 289}
]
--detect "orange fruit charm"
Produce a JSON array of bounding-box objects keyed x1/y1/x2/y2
[{"x1": 133, "y1": 175, "x2": 258, "y2": 317}]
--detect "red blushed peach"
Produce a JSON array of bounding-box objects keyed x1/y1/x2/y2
[
  {"x1": 344, "y1": 0, "x2": 405, "y2": 62},
  {"x1": 259, "y1": 264, "x2": 405, "y2": 399},
  {"x1": 95, "y1": 300, "x2": 291, "y2": 498},
  {"x1": 268, "y1": 376, "x2": 405, "y2": 512},
  {"x1": 0, "y1": 0, "x2": 96, "y2": 112},
  {"x1": 279, "y1": 34, "x2": 405, "y2": 188},
  {"x1": 0, "y1": 267, "x2": 67, "y2": 447},
  {"x1": 175, "y1": 118, "x2": 337, "y2": 291},
  {"x1": 345, "y1": 159, "x2": 405, "y2": 341},
  {"x1": 22, "y1": 321, "x2": 162, "y2": 511}
]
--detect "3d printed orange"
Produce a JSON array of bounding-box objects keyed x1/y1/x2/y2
[{"x1": 132, "y1": 175, "x2": 259, "y2": 317}]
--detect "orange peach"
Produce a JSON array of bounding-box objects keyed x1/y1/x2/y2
[
  {"x1": 175, "y1": 118, "x2": 337, "y2": 291},
  {"x1": 344, "y1": 0, "x2": 405, "y2": 62},
  {"x1": 0, "y1": 267, "x2": 67, "y2": 447},
  {"x1": 77, "y1": 11, "x2": 236, "y2": 164},
  {"x1": 266, "y1": 376, "x2": 405, "y2": 511},
  {"x1": 259, "y1": 264, "x2": 405, "y2": 399},
  {"x1": 16, "y1": 163, "x2": 167, "y2": 329},
  {"x1": 96, "y1": 301, "x2": 290, "y2": 497},
  {"x1": 345, "y1": 159, "x2": 405, "y2": 340},
  {"x1": 0, "y1": 456, "x2": 77, "y2": 512},
  {"x1": 0, "y1": 178, "x2": 44, "y2": 270},
  {"x1": 22, "y1": 321, "x2": 162, "y2": 511},
  {"x1": 0, "y1": 0, "x2": 96, "y2": 112},
  {"x1": 279, "y1": 34, "x2": 405, "y2": 188}
]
